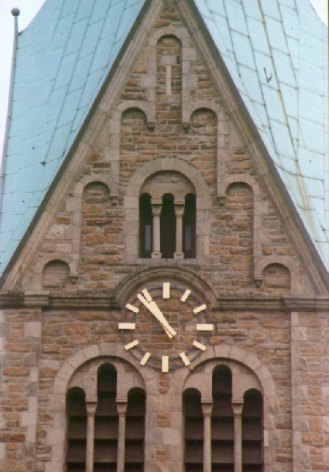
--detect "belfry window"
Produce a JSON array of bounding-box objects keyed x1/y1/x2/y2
[
  {"x1": 183, "y1": 364, "x2": 263, "y2": 471},
  {"x1": 65, "y1": 362, "x2": 146, "y2": 472},
  {"x1": 139, "y1": 191, "x2": 196, "y2": 259}
]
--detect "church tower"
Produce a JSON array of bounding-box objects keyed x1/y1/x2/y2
[{"x1": 0, "y1": 1, "x2": 328, "y2": 471}]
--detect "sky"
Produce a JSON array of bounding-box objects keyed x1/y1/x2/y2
[{"x1": 0, "y1": 0, "x2": 328, "y2": 167}]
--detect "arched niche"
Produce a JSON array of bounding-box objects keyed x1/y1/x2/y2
[
  {"x1": 42, "y1": 259, "x2": 70, "y2": 289},
  {"x1": 262, "y1": 262, "x2": 291, "y2": 294}
]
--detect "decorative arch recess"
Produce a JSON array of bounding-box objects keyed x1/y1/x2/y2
[
  {"x1": 183, "y1": 345, "x2": 276, "y2": 472},
  {"x1": 124, "y1": 157, "x2": 211, "y2": 263},
  {"x1": 42, "y1": 259, "x2": 70, "y2": 289},
  {"x1": 47, "y1": 344, "x2": 146, "y2": 472}
]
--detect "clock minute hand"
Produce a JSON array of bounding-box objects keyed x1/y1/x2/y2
[
  {"x1": 149, "y1": 301, "x2": 177, "y2": 338},
  {"x1": 137, "y1": 294, "x2": 176, "y2": 338}
]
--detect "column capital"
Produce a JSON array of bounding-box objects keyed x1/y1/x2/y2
[
  {"x1": 174, "y1": 204, "x2": 185, "y2": 217},
  {"x1": 86, "y1": 401, "x2": 97, "y2": 416},
  {"x1": 201, "y1": 400, "x2": 213, "y2": 417},
  {"x1": 116, "y1": 399, "x2": 128, "y2": 416},
  {"x1": 232, "y1": 401, "x2": 244, "y2": 416}
]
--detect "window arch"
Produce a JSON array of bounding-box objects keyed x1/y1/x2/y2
[
  {"x1": 183, "y1": 360, "x2": 264, "y2": 472},
  {"x1": 138, "y1": 171, "x2": 196, "y2": 259},
  {"x1": 65, "y1": 359, "x2": 146, "y2": 472},
  {"x1": 124, "y1": 157, "x2": 211, "y2": 263}
]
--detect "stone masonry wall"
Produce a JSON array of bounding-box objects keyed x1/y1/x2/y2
[{"x1": 0, "y1": 2, "x2": 328, "y2": 472}]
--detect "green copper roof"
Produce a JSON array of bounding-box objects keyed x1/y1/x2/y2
[
  {"x1": 194, "y1": 0, "x2": 329, "y2": 266},
  {"x1": 0, "y1": 0, "x2": 146, "y2": 277},
  {"x1": 0, "y1": 0, "x2": 328, "y2": 277}
]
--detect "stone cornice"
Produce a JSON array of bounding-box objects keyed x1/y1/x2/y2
[{"x1": 0, "y1": 292, "x2": 328, "y2": 312}]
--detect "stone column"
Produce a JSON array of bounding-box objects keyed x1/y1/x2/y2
[
  {"x1": 174, "y1": 199, "x2": 185, "y2": 259},
  {"x1": 116, "y1": 400, "x2": 128, "y2": 472},
  {"x1": 232, "y1": 402, "x2": 244, "y2": 472},
  {"x1": 86, "y1": 401, "x2": 97, "y2": 472},
  {"x1": 151, "y1": 198, "x2": 162, "y2": 258},
  {"x1": 201, "y1": 401, "x2": 213, "y2": 472}
]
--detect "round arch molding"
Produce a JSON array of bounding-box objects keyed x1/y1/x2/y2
[
  {"x1": 123, "y1": 157, "x2": 212, "y2": 263},
  {"x1": 116, "y1": 265, "x2": 217, "y2": 307},
  {"x1": 46, "y1": 343, "x2": 147, "y2": 472},
  {"x1": 182, "y1": 344, "x2": 277, "y2": 471}
]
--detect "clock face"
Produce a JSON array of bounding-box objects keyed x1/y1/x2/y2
[{"x1": 118, "y1": 281, "x2": 214, "y2": 372}]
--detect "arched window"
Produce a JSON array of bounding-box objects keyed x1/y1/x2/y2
[
  {"x1": 242, "y1": 390, "x2": 263, "y2": 471},
  {"x1": 183, "y1": 193, "x2": 196, "y2": 258},
  {"x1": 183, "y1": 363, "x2": 264, "y2": 471},
  {"x1": 212, "y1": 366, "x2": 234, "y2": 471},
  {"x1": 66, "y1": 388, "x2": 87, "y2": 472},
  {"x1": 94, "y1": 364, "x2": 118, "y2": 471},
  {"x1": 64, "y1": 360, "x2": 147, "y2": 472},
  {"x1": 139, "y1": 193, "x2": 152, "y2": 258},
  {"x1": 183, "y1": 388, "x2": 203, "y2": 471},
  {"x1": 125, "y1": 388, "x2": 146, "y2": 471},
  {"x1": 160, "y1": 193, "x2": 176, "y2": 258},
  {"x1": 138, "y1": 171, "x2": 197, "y2": 259}
]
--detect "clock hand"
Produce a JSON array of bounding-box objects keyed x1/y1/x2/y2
[
  {"x1": 137, "y1": 293, "x2": 176, "y2": 338},
  {"x1": 149, "y1": 300, "x2": 177, "y2": 338},
  {"x1": 137, "y1": 294, "x2": 173, "y2": 337}
]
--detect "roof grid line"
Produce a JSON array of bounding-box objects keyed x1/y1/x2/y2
[{"x1": 256, "y1": 0, "x2": 299, "y2": 160}]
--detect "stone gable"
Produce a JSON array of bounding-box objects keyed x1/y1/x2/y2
[{"x1": 0, "y1": 2, "x2": 329, "y2": 472}]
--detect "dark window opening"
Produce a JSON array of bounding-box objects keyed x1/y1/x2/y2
[
  {"x1": 94, "y1": 364, "x2": 118, "y2": 472},
  {"x1": 160, "y1": 193, "x2": 176, "y2": 258},
  {"x1": 125, "y1": 388, "x2": 146, "y2": 471},
  {"x1": 139, "y1": 193, "x2": 152, "y2": 258},
  {"x1": 212, "y1": 366, "x2": 234, "y2": 472},
  {"x1": 183, "y1": 389, "x2": 203, "y2": 471},
  {"x1": 183, "y1": 193, "x2": 196, "y2": 258},
  {"x1": 242, "y1": 390, "x2": 263, "y2": 472},
  {"x1": 66, "y1": 388, "x2": 87, "y2": 472}
]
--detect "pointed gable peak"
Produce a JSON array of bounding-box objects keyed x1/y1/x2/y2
[{"x1": 0, "y1": 0, "x2": 328, "y2": 282}]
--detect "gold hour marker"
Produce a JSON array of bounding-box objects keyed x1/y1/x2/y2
[
  {"x1": 193, "y1": 304, "x2": 207, "y2": 314},
  {"x1": 180, "y1": 352, "x2": 190, "y2": 366},
  {"x1": 196, "y1": 323, "x2": 214, "y2": 332},
  {"x1": 193, "y1": 340, "x2": 207, "y2": 351},
  {"x1": 118, "y1": 322, "x2": 136, "y2": 330},
  {"x1": 180, "y1": 289, "x2": 191, "y2": 302},
  {"x1": 163, "y1": 282, "x2": 170, "y2": 299},
  {"x1": 162, "y1": 355, "x2": 169, "y2": 373},
  {"x1": 140, "y1": 352, "x2": 151, "y2": 366},
  {"x1": 142, "y1": 289, "x2": 152, "y2": 302},
  {"x1": 125, "y1": 340, "x2": 139, "y2": 351},
  {"x1": 125, "y1": 303, "x2": 139, "y2": 314}
]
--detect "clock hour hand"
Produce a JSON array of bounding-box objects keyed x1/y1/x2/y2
[{"x1": 137, "y1": 293, "x2": 176, "y2": 339}]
